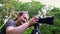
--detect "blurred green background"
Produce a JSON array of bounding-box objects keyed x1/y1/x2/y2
[{"x1": 0, "y1": 0, "x2": 60, "y2": 34}]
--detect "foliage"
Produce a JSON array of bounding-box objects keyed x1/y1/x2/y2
[
  {"x1": 40, "y1": 8, "x2": 60, "y2": 34},
  {"x1": 0, "y1": 0, "x2": 60, "y2": 34}
]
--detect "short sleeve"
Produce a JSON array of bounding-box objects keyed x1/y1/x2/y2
[{"x1": 5, "y1": 19, "x2": 16, "y2": 28}]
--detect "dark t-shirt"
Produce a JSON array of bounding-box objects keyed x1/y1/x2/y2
[{"x1": 0, "y1": 19, "x2": 17, "y2": 34}]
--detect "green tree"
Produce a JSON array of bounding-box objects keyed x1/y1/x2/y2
[{"x1": 0, "y1": 0, "x2": 60, "y2": 34}]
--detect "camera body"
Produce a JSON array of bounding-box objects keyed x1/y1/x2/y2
[{"x1": 38, "y1": 16, "x2": 54, "y2": 25}]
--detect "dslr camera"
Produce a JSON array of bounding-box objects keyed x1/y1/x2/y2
[
  {"x1": 37, "y1": 16, "x2": 54, "y2": 25},
  {"x1": 31, "y1": 16, "x2": 54, "y2": 34}
]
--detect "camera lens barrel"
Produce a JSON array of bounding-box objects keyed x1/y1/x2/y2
[{"x1": 38, "y1": 16, "x2": 54, "y2": 25}]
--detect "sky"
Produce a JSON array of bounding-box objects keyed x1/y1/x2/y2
[{"x1": 19, "y1": 0, "x2": 60, "y2": 8}]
